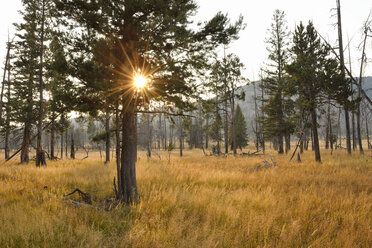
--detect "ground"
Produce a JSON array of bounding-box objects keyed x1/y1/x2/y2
[{"x1": 0, "y1": 147, "x2": 371, "y2": 247}]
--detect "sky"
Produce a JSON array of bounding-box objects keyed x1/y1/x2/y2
[{"x1": 1, "y1": 0, "x2": 371, "y2": 79}]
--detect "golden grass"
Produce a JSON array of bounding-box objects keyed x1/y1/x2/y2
[{"x1": 0, "y1": 148, "x2": 371, "y2": 247}]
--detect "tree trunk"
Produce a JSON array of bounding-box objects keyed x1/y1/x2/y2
[
  {"x1": 115, "y1": 103, "x2": 122, "y2": 197},
  {"x1": 179, "y1": 116, "x2": 183, "y2": 157},
  {"x1": 261, "y1": 81, "x2": 265, "y2": 153},
  {"x1": 231, "y1": 97, "x2": 237, "y2": 155},
  {"x1": 4, "y1": 58, "x2": 11, "y2": 160},
  {"x1": 50, "y1": 114, "x2": 55, "y2": 159},
  {"x1": 310, "y1": 107, "x2": 321, "y2": 162},
  {"x1": 0, "y1": 38, "x2": 12, "y2": 120},
  {"x1": 60, "y1": 133, "x2": 63, "y2": 159},
  {"x1": 70, "y1": 131, "x2": 75, "y2": 159},
  {"x1": 285, "y1": 135, "x2": 290, "y2": 154},
  {"x1": 224, "y1": 99, "x2": 229, "y2": 154},
  {"x1": 118, "y1": 110, "x2": 139, "y2": 204},
  {"x1": 146, "y1": 114, "x2": 151, "y2": 158},
  {"x1": 21, "y1": 71, "x2": 34, "y2": 164},
  {"x1": 278, "y1": 136, "x2": 284, "y2": 154},
  {"x1": 20, "y1": 123, "x2": 31, "y2": 163},
  {"x1": 336, "y1": 0, "x2": 351, "y2": 154},
  {"x1": 105, "y1": 112, "x2": 111, "y2": 163},
  {"x1": 205, "y1": 116, "x2": 209, "y2": 149},
  {"x1": 365, "y1": 116, "x2": 370, "y2": 149},
  {"x1": 65, "y1": 130, "x2": 68, "y2": 158},
  {"x1": 325, "y1": 103, "x2": 330, "y2": 149},
  {"x1": 36, "y1": 0, "x2": 46, "y2": 167},
  {"x1": 330, "y1": 112, "x2": 334, "y2": 150},
  {"x1": 158, "y1": 114, "x2": 162, "y2": 149},
  {"x1": 356, "y1": 24, "x2": 368, "y2": 154},
  {"x1": 164, "y1": 116, "x2": 167, "y2": 150}
]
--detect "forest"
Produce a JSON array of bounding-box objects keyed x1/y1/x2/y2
[{"x1": 0, "y1": 0, "x2": 371, "y2": 247}]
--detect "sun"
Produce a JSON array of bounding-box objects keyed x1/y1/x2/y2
[{"x1": 133, "y1": 74, "x2": 148, "y2": 90}]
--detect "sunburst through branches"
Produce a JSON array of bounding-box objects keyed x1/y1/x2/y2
[{"x1": 106, "y1": 39, "x2": 162, "y2": 111}]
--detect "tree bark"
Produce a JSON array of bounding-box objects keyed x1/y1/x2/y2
[
  {"x1": 60, "y1": 132, "x2": 63, "y2": 159},
  {"x1": 310, "y1": 107, "x2": 321, "y2": 162},
  {"x1": 105, "y1": 112, "x2": 111, "y2": 163},
  {"x1": 50, "y1": 114, "x2": 56, "y2": 159},
  {"x1": 20, "y1": 124, "x2": 31, "y2": 164},
  {"x1": 115, "y1": 103, "x2": 122, "y2": 197},
  {"x1": 65, "y1": 129, "x2": 68, "y2": 158},
  {"x1": 118, "y1": 110, "x2": 139, "y2": 204},
  {"x1": 278, "y1": 136, "x2": 284, "y2": 154},
  {"x1": 0, "y1": 38, "x2": 12, "y2": 121},
  {"x1": 336, "y1": 0, "x2": 352, "y2": 154},
  {"x1": 36, "y1": 0, "x2": 46, "y2": 167},
  {"x1": 146, "y1": 114, "x2": 151, "y2": 158},
  {"x1": 179, "y1": 116, "x2": 183, "y2": 157},
  {"x1": 356, "y1": 23, "x2": 368, "y2": 154},
  {"x1": 285, "y1": 135, "x2": 290, "y2": 154},
  {"x1": 365, "y1": 115, "x2": 370, "y2": 149},
  {"x1": 4, "y1": 57, "x2": 11, "y2": 160},
  {"x1": 70, "y1": 130, "x2": 75, "y2": 159}
]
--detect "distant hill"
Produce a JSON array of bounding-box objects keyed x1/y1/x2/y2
[{"x1": 236, "y1": 76, "x2": 372, "y2": 135}]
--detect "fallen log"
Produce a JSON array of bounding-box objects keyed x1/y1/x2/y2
[{"x1": 64, "y1": 188, "x2": 92, "y2": 204}]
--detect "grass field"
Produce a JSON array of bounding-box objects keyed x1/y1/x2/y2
[{"x1": 0, "y1": 148, "x2": 371, "y2": 247}]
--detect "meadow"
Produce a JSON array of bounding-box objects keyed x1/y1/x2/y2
[{"x1": 0, "y1": 147, "x2": 371, "y2": 247}]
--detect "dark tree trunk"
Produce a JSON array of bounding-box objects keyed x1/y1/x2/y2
[
  {"x1": 21, "y1": 71, "x2": 34, "y2": 164},
  {"x1": 158, "y1": 114, "x2": 162, "y2": 149},
  {"x1": 330, "y1": 118, "x2": 334, "y2": 150},
  {"x1": 205, "y1": 116, "x2": 209, "y2": 149},
  {"x1": 231, "y1": 95, "x2": 237, "y2": 155},
  {"x1": 0, "y1": 38, "x2": 12, "y2": 120},
  {"x1": 70, "y1": 131, "x2": 75, "y2": 159},
  {"x1": 50, "y1": 114, "x2": 55, "y2": 159},
  {"x1": 164, "y1": 117, "x2": 167, "y2": 150},
  {"x1": 356, "y1": 24, "x2": 368, "y2": 154},
  {"x1": 336, "y1": 0, "x2": 351, "y2": 154},
  {"x1": 60, "y1": 133, "x2": 63, "y2": 159},
  {"x1": 20, "y1": 123, "x2": 31, "y2": 164},
  {"x1": 4, "y1": 59, "x2": 11, "y2": 160},
  {"x1": 285, "y1": 135, "x2": 290, "y2": 154},
  {"x1": 146, "y1": 114, "x2": 151, "y2": 158},
  {"x1": 36, "y1": 0, "x2": 46, "y2": 167},
  {"x1": 115, "y1": 103, "x2": 122, "y2": 197},
  {"x1": 105, "y1": 113, "x2": 111, "y2": 163},
  {"x1": 325, "y1": 103, "x2": 330, "y2": 149},
  {"x1": 118, "y1": 110, "x2": 139, "y2": 204},
  {"x1": 65, "y1": 130, "x2": 68, "y2": 158},
  {"x1": 179, "y1": 116, "x2": 183, "y2": 157},
  {"x1": 310, "y1": 107, "x2": 321, "y2": 162},
  {"x1": 224, "y1": 100, "x2": 229, "y2": 154},
  {"x1": 278, "y1": 136, "x2": 284, "y2": 154},
  {"x1": 352, "y1": 111, "x2": 356, "y2": 150},
  {"x1": 365, "y1": 116, "x2": 370, "y2": 149}
]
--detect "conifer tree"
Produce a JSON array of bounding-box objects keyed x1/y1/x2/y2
[
  {"x1": 54, "y1": 0, "x2": 244, "y2": 203},
  {"x1": 261, "y1": 10, "x2": 294, "y2": 154},
  {"x1": 230, "y1": 104, "x2": 248, "y2": 150},
  {"x1": 286, "y1": 22, "x2": 352, "y2": 162}
]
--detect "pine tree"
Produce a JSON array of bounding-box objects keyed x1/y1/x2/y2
[
  {"x1": 12, "y1": 1, "x2": 40, "y2": 163},
  {"x1": 261, "y1": 10, "x2": 294, "y2": 154},
  {"x1": 54, "y1": 0, "x2": 244, "y2": 203},
  {"x1": 230, "y1": 104, "x2": 248, "y2": 150},
  {"x1": 286, "y1": 22, "x2": 352, "y2": 162}
]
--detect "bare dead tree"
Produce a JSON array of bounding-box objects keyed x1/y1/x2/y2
[
  {"x1": 356, "y1": 13, "x2": 371, "y2": 154},
  {"x1": 336, "y1": 0, "x2": 352, "y2": 154}
]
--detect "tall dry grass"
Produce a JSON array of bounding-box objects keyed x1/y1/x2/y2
[{"x1": 0, "y1": 148, "x2": 371, "y2": 247}]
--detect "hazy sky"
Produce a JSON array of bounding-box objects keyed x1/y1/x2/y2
[{"x1": 1, "y1": 0, "x2": 371, "y2": 79}]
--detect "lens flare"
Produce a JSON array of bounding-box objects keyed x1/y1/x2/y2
[{"x1": 133, "y1": 74, "x2": 148, "y2": 90}]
